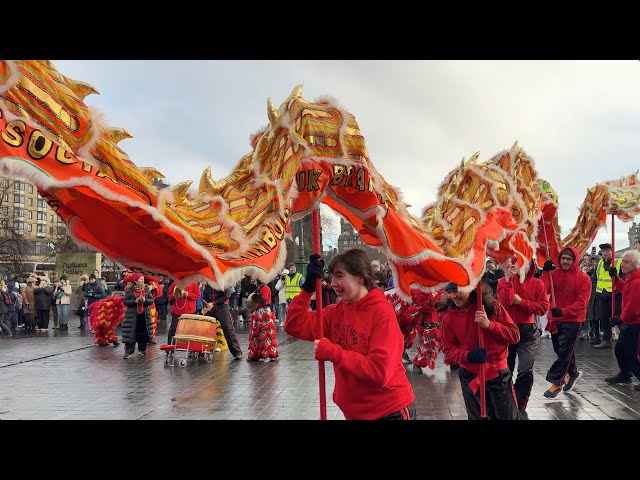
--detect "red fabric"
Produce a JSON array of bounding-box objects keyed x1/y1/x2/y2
[
  {"x1": 167, "y1": 281, "x2": 200, "y2": 316},
  {"x1": 285, "y1": 289, "x2": 415, "y2": 420},
  {"x1": 468, "y1": 363, "x2": 500, "y2": 394},
  {"x1": 540, "y1": 246, "x2": 592, "y2": 323},
  {"x1": 614, "y1": 269, "x2": 640, "y2": 325},
  {"x1": 441, "y1": 300, "x2": 519, "y2": 374},
  {"x1": 496, "y1": 272, "x2": 550, "y2": 324},
  {"x1": 124, "y1": 273, "x2": 143, "y2": 283},
  {"x1": 259, "y1": 284, "x2": 271, "y2": 307}
]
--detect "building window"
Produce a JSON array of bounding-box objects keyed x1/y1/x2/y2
[
  {"x1": 27, "y1": 211, "x2": 32, "y2": 219},
  {"x1": 14, "y1": 181, "x2": 24, "y2": 191},
  {"x1": 37, "y1": 212, "x2": 47, "y2": 221},
  {"x1": 49, "y1": 215, "x2": 53, "y2": 223},
  {"x1": 1, "y1": 206, "x2": 8, "y2": 216},
  {"x1": 27, "y1": 223, "x2": 32, "y2": 232},
  {"x1": 3, "y1": 179, "x2": 8, "y2": 188},
  {"x1": 14, "y1": 208, "x2": 24, "y2": 218},
  {"x1": 37, "y1": 224, "x2": 46, "y2": 234},
  {"x1": 14, "y1": 221, "x2": 24, "y2": 233},
  {"x1": 28, "y1": 185, "x2": 34, "y2": 194},
  {"x1": 1, "y1": 193, "x2": 7, "y2": 202},
  {"x1": 37, "y1": 199, "x2": 46, "y2": 209},
  {"x1": 28, "y1": 198, "x2": 33, "y2": 207},
  {"x1": 13, "y1": 194, "x2": 25, "y2": 204},
  {"x1": 49, "y1": 226, "x2": 54, "y2": 235},
  {"x1": 35, "y1": 241, "x2": 41, "y2": 254}
]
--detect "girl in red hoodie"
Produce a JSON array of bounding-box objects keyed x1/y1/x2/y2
[
  {"x1": 440, "y1": 281, "x2": 522, "y2": 420},
  {"x1": 285, "y1": 249, "x2": 416, "y2": 420}
]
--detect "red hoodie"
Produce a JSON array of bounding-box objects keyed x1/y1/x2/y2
[
  {"x1": 540, "y1": 246, "x2": 591, "y2": 323},
  {"x1": 441, "y1": 300, "x2": 519, "y2": 373},
  {"x1": 167, "y1": 281, "x2": 200, "y2": 316},
  {"x1": 496, "y1": 267, "x2": 549, "y2": 324},
  {"x1": 285, "y1": 288, "x2": 415, "y2": 420},
  {"x1": 614, "y1": 269, "x2": 640, "y2": 325}
]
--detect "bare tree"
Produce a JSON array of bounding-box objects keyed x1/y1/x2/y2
[{"x1": 0, "y1": 178, "x2": 30, "y2": 274}]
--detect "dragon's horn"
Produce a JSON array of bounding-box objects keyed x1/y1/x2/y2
[
  {"x1": 199, "y1": 166, "x2": 218, "y2": 194},
  {"x1": 138, "y1": 167, "x2": 165, "y2": 181},
  {"x1": 105, "y1": 127, "x2": 133, "y2": 145},
  {"x1": 67, "y1": 80, "x2": 99, "y2": 100},
  {"x1": 288, "y1": 84, "x2": 304, "y2": 100},
  {"x1": 170, "y1": 181, "x2": 193, "y2": 202},
  {"x1": 267, "y1": 97, "x2": 279, "y2": 126},
  {"x1": 509, "y1": 140, "x2": 522, "y2": 161},
  {"x1": 468, "y1": 151, "x2": 480, "y2": 164}
]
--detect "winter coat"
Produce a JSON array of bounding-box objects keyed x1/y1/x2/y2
[
  {"x1": 34, "y1": 286, "x2": 55, "y2": 310},
  {"x1": 120, "y1": 287, "x2": 154, "y2": 344},
  {"x1": 21, "y1": 285, "x2": 36, "y2": 316},
  {"x1": 54, "y1": 283, "x2": 73, "y2": 305}
]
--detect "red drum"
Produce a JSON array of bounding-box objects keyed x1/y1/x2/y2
[{"x1": 174, "y1": 314, "x2": 217, "y2": 352}]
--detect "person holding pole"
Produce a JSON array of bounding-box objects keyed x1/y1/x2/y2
[
  {"x1": 540, "y1": 246, "x2": 591, "y2": 398},
  {"x1": 284, "y1": 249, "x2": 416, "y2": 420},
  {"x1": 497, "y1": 258, "x2": 549, "y2": 416},
  {"x1": 440, "y1": 281, "x2": 521, "y2": 420}
]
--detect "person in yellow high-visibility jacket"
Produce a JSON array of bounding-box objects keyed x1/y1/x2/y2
[
  {"x1": 284, "y1": 263, "x2": 305, "y2": 304},
  {"x1": 593, "y1": 243, "x2": 624, "y2": 349}
]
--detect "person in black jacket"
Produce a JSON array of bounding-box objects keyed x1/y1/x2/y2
[
  {"x1": 202, "y1": 284, "x2": 243, "y2": 359},
  {"x1": 154, "y1": 278, "x2": 170, "y2": 323},
  {"x1": 483, "y1": 258, "x2": 505, "y2": 295}
]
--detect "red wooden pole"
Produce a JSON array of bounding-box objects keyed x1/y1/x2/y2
[
  {"x1": 312, "y1": 209, "x2": 327, "y2": 420},
  {"x1": 611, "y1": 213, "x2": 616, "y2": 318},
  {"x1": 476, "y1": 282, "x2": 487, "y2": 419},
  {"x1": 541, "y1": 219, "x2": 557, "y2": 308}
]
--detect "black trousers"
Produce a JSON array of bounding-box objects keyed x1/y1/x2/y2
[
  {"x1": 207, "y1": 307, "x2": 242, "y2": 356},
  {"x1": 378, "y1": 402, "x2": 417, "y2": 420},
  {"x1": 546, "y1": 321, "x2": 582, "y2": 385},
  {"x1": 596, "y1": 293, "x2": 622, "y2": 340},
  {"x1": 125, "y1": 313, "x2": 149, "y2": 354},
  {"x1": 459, "y1": 367, "x2": 521, "y2": 420},
  {"x1": 37, "y1": 309, "x2": 50, "y2": 329},
  {"x1": 156, "y1": 303, "x2": 168, "y2": 322},
  {"x1": 614, "y1": 324, "x2": 640, "y2": 380},
  {"x1": 507, "y1": 323, "x2": 540, "y2": 412}
]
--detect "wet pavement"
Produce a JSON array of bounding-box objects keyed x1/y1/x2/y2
[{"x1": 1, "y1": 316, "x2": 639, "y2": 420}]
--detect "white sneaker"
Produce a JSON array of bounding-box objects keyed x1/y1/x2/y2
[
  {"x1": 214, "y1": 347, "x2": 222, "y2": 352},
  {"x1": 541, "y1": 331, "x2": 551, "y2": 338}
]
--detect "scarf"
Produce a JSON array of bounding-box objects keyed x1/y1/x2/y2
[{"x1": 133, "y1": 284, "x2": 146, "y2": 314}]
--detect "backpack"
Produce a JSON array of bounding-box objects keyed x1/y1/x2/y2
[{"x1": 2, "y1": 291, "x2": 10, "y2": 306}]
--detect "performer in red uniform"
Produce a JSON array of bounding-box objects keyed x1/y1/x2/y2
[
  {"x1": 497, "y1": 258, "x2": 549, "y2": 415},
  {"x1": 441, "y1": 282, "x2": 522, "y2": 420},
  {"x1": 286, "y1": 249, "x2": 416, "y2": 420}
]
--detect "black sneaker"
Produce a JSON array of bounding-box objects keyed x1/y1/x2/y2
[
  {"x1": 563, "y1": 371, "x2": 583, "y2": 392},
  {"x1": 112, "y1": 341, "x2": 120, "y2": 347},
  {"x1": 605, "y1": 373, "x2": 632, "y2": 384},
  {"x1": 543, "y1": 384, "x2": 564, "y2": 399},
  {"x1": 232, "y1": 353, "x2": 244, "y2": 360}
]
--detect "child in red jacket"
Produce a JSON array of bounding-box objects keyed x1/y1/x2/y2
[{"x1": 285, "y1": 249, "x2": 415, "y2": 420}]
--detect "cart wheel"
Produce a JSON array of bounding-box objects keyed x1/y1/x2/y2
[
  {"x1": 179, "y1": 358, "x2": 187, "y2": 367},
  {"x1": 206, "y1": 352, "x2": 213, "y2": 362},
  {"x1": 164, "y1": 355, "x2": 171, "y2": 366}
]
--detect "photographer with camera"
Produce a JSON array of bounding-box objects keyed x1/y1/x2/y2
[{"x1": 34, "y1": 278, "x2": 55, "y2": 330}]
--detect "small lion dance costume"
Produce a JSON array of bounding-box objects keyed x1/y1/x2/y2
[
  {"x1": 247, "y1": 283, "x2": 279, "y2": 362},
  {"x1": 89, "y1": 294, "x2": 125, "y2": 347}
]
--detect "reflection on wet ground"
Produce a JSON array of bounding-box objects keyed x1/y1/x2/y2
[{"x1": 1, "y1": 315, "x2": 638, "y2": 420}]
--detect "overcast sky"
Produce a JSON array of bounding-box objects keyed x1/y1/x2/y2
[{"x1": 53, "y1": 60, "x2": 640, "y2": 252}]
